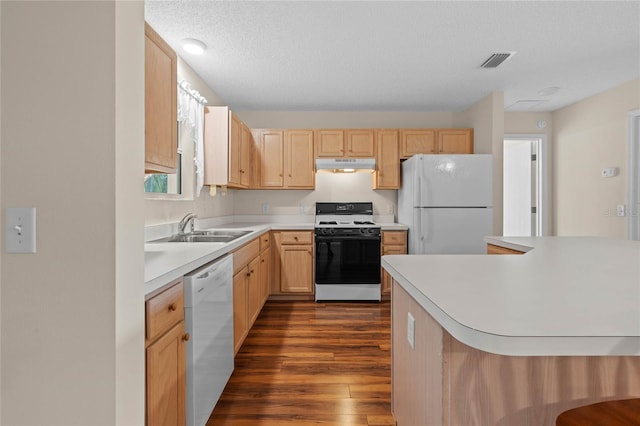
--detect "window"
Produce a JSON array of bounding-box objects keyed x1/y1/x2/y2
[
  {"x1": 144, "y1": 152, "x2": 182, "y2": 194},
  {"x1": 144, "y1": 80, "x2": 206, "y2": 199}
]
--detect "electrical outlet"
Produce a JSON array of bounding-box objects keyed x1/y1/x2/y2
[
  {"x1": 261, "y1": 203, "x2": 269, "y2": 214},
  {"x1": 617, "y1": 204, "x2": 626, "y2": 217},
  {"x1": 407, "y1": 312, "x2": 415, "y2": 349}
]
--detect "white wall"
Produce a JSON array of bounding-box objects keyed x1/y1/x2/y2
[
  {"x1": 238, "y1": 111, "x2": 455, "y2": 129},
  {"x1": 453, "y1": 92, "x2": 505, "y2": 234},
  {"x1": 553, "y1": 78, "x2": 640, "y2": 237},
  {"x1": 0, "y1": 2, "x2": 3, "y2": 419},
  {"x1": 115, "y1": 2, "x2": 146, "y2": 424},
  {"x1": 1, "y1": 2, "x2": 144, "y2": 424}
]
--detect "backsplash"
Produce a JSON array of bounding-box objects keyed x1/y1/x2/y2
[{"x1": 233, "y1": 172, "x2": 397, "y2": 217}]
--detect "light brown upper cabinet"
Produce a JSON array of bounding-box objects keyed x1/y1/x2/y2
[
  {"x1": 373, "y1": 130, "x2": 400, "y2": 189},
  {"x1": 400, "y1": 129, "x2": 437, "y2": 158},
  {"x1": 239, "y1": 122, "x2": 253, "y2": 187},
  {"x1": 255, "y1": 130, "x2": 284, "y2": 187},
  {"x1": 145, "y1": 22, "x2": 177, "y2": 174},
  {"x1": 315, "y1": 129, "x2": 375, "y2": 158},
  {"x1": 345, "y1": 130, "x2": 376, "y2": 157},
  {"x1": 254, "y1": 129, "x2": 314, "y2": 189},
  {"x1": 203, "y1": 106, "x2": 253, "y2": 189},
  {"x1": 315, "y1": 130, "x2": 344, "y2": 157},
  {"x1": 400, "y1": 128, "x2": 473, "y2": 158},
  {"x1": 438, "y1": 128, "x2": 474, "y2": 154},
  {"x1": 285, "y1": 130, "x2": 315, "y2": 188}
]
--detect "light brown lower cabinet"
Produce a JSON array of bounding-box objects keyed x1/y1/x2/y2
[
  {"x1": 233, "y1": 233, "x2": 271, "y2": 354},
  {"x1": 259, "y1": 233, "x2": 271, "y2": 308},
  {"x1": 232, "y1": 237, "x2": 260, "y2": 354},
  {"x1": 486, "y1": 243, "x2": 526, "y2": 255},
  {"x1": 271, "y1": 231, "x2": 314, "y2": 297},
  {"x1": 145, "y1": 279, "x2": 188, "y2": 426},
  {"x1": 232, "y1": 266, "x2": 249, "y2": 355},
  {"x1": 381, "y1": 231, "x2": 407, "y2": 296}
]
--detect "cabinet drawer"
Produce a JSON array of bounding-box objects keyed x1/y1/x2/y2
[
  {"x1": 259, "y1": 232, "x2": 270, "y2": 252},
  {"x1": 383, "y1": 246, "x2": 406, "y2": 255},
  {"x1": 382, "y1": 231, "x2": 407, "y2": 245},
  {"x1": 279, "y1": 231, "x2": 313, "y2": 245},
  {"x1": 146, "y1": 281, "x2": 184, "y2": 342},
  {"x1": 233, "y1": 238, "x2": 260, "y2": 274}
]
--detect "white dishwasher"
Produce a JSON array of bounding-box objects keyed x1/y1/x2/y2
[{"x1": 184, "y1": 254, "x2": 234, "y2": 426}]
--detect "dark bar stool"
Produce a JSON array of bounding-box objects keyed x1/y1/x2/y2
[{"x1": 556, "y1": 398, "x2": 640, "y2": 425}]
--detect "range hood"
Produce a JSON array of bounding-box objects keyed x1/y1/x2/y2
[{"x1": 315, "y1": 158, "x2": 376, "y2": 173}]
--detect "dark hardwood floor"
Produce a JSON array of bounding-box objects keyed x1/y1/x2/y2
[{"x1": 207, "y1": 301, "x2": 394, "y2": 426}]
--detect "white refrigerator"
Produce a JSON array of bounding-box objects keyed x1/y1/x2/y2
[{"x1": 398, "y1": 154, "x2": 493, "y2": 254}]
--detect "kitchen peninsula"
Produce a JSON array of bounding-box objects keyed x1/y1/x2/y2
[{"x1": 382, "y1": 236, "x2": 640, "y2": 425}]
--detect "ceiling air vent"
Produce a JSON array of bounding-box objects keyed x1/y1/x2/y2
[{"x1": 480, "y1": 52, "x2": 515, "y2": 68}]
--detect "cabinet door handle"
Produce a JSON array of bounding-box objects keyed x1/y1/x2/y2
[
  {"x1": 250, "y1": 269, "x2": 255, "y2": 274},
  {"x1": 261, "y1": 259, "x2": 265, "y2": 263},
  {"x1": 168, "y1": 303, "x2": 177, "y2": 312},
  {"x1": 246, "y1": 272, "x2": 251, "y2": 277},
  {"x1": 294, "y1": 236, "x2": 298, "y2": 240},
  {"x1": 182, "y1": 333, "x2": 190, "y2": 342}
]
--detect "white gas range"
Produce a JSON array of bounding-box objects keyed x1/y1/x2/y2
[{"x1": 314, "y1": 202, "x2": 381, "y2": 301}]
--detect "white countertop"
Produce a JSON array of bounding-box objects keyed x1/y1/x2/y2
[
  {"x1": 382, "y1": 236, "x2": 640, "y2": 356},
  {"x1": 144, "y1": 224, "x2": 272, "y2": 295},
  {"x1": 144, "y1": 220, "x2": 408, "y2": 295}
]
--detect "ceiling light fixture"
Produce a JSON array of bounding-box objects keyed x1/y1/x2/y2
[
  {"x1": 538, "y1": 86, "x2": 561, "y2": 96},
  {"x1": 181, "y1": 38, "x2": 206, "y2": 55}
]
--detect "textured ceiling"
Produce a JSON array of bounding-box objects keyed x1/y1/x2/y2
[{"x1": 145, "y1": 1, "x2": 640, "y2": 112}]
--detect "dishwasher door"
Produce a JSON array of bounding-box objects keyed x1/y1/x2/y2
[{"x1": 184, "y1": 254, "x2": 234, "y2": 426}]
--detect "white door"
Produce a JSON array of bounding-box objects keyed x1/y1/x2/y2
[{"x1": 503, "y1": 135, "x2": 546, "y2": 236}]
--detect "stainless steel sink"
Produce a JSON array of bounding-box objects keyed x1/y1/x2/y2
[{"x1": 151, "y1": 230, "x2": 251, "y2": 243}]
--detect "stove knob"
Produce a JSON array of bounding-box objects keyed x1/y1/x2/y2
[
  {"x1": 330, "y1": 228, "x2": 336, "y2": 234},
  {"x1": 360, "y1": 228, "x2": 366, "y2": 234}
]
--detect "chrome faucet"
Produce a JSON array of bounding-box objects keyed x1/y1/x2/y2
[{"x1": 178, "y1": 212, "x2": 197, "y2": 234}]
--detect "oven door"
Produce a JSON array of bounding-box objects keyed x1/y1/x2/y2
[{"x1": 315, "y1": 235, "x2": 381, "y2": 285}]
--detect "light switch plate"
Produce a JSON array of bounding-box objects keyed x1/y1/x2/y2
[{"x1": 6, "y1": 208, "x2": 36, "y2": 253}]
